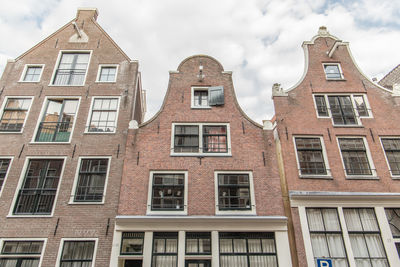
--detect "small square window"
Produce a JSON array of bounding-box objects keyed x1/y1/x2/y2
[
  {"x1": 186, "y1": 232, "x2": 211, "y2": 255},
  {"x1": 97, "y1": 65, "x2": 118, "y2": 82},
  {"x1": 21, "y1": 65, "x2": 44, "y2": 82},
  {"x1": 87, "y1": 98, "x2": 119, "y2": 133},
  {"x1": 121, "y1": 232, "x2": 144, "y2": 255},
  {"x1": 323, "y1": 63, "x2": 343, "y2": 79}
]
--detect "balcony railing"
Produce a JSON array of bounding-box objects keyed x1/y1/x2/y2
[
  {"x1": 53, "y1": 69, "x2": 86, "y2": 85},
  {"x1": 35, "y1": 121, "x2": 72, "y2": 142},
  {"x1": 13, "y1": 188, "x2": 56, "y2": 215}
]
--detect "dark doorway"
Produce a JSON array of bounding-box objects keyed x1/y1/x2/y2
[
  {"x1": 124, "y1": 259, "x2": 143, "y2": 267},
  {"x1": 185, "y1": 259, "x2": 211, "y2": 267}
]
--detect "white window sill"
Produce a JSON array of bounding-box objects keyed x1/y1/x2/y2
[
  {"x1": 191, "y1": 106, "x2": 212, "y2": 109},
  {"x1": 146, "y1": 210, "x2": 188, "y2": 216},
  {"x1": 7, "y1": 214, "x2": 53, "y2": 218},
  {"x1": 333, "y1": 125, "x2": 364, "y2": 128},
  {"x1": 299, "y1": 175, "x2": 333, "y2": 179},
  {"x1": 95, "y1": 81, "x2": 116, "y2": 83},
  {"x1": 0, "y1": 131, "x2": 23, "y2": 134},
  {"x1": 68, "y1": 201, "x2": 105, "y2": 205},
  {"x1": 170, "y1": 153, "x2": 232, "y2": 157},
  {"x1": 345, "y1": 176, "x2": 379, "y2": 180},
  {"x1": 84, "y1": 131, "x2": 116, "y2": 135},
  {"x1": 215, "y1": 209, "x2": 256, "y2": 216},
  {"x1": 47, "y1": 84, "x2": 85, "y2": 87},
  {"x1": 325, "y1": 78, "x2": 346, "y2": 81},
  {"x1": 18, "y1": 81, "x2": 40, "y2": 83},
  {"x1": 30, "y1": 142, "x2": 71, "y2": 145}
]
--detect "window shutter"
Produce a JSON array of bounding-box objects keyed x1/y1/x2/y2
[{"x1": 208, "y1": 86, "x2": 224, "y2": 106}]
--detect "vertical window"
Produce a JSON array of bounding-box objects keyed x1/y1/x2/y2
[
  {"x1": 218, "y1": 173, "x2": 251, "y2": 210},
  {"x1": 338, "y1": 138, "x2": 373, "y2": 176},
  {"x1": 59, "y1": 241, "x2": 95, "y2": 267},
  {"x1": 385, "y1": 208, "x2": 400, "y2": 258},
  {"x1": 174, "y1": 125, "x2": 199, "y2": 153},
  {"x1": 219, "y1": 232, "x2": 277, "y2": 267},
  {"x1": 354, "y1": 95, "x2": 369, "y2": 117},
  {"x1": 381, "y1": 138, "x2": 400, "y2": 176},
  {"x1": 203, "y1": 126, "x2": 227, "y2": 153},
  {"x1": 328, "y1": 96, "x2": 357, "y2": 125},
  {"x1": 0, "y1": 159, "x2": 11, "y2": 192},
  {"x1": 324, "y1": 64, "x2": 343, "y2": 79},
  {"x1": 314, "y1": 95, "x2": 329, "y2": 117},
  {"x1": 97, "y1": 65, "x2": 117, "y2": 82},
  {"x1": 121, "y1": 232, "x2": 144, "y2": 255},
  {"x1": 0, "y1": 240, "x2": 44, "y2": 267},
  {"x1": 88, "y1": 98, "x2": 119, "y2": 133},
  {"x1": 295, "y1": 137, "x2": 328, "y2": 176},
  {"x1": 22, "y1": 65, "x2": 43, "y2": 82},
  {"x1": 343, "y1": 208, "x2": 388, "y2": 266},
  {"x1": 74, "y1": 158, "x2": 109, "y2": 202},
  {"x1": 35, "y1": 99, "x2": 78, "y2": 142},
  {"x1": 0, "y1": 98, "x2": 32, "y2": 132},
  {"x1": 151, "y1": 173, "x2": 184, "y2": 210},
  {"x1": 53, "y1": 52, "x2": 90, "y2": 85},
  {"x1": 152, "y1": 232, "x2": 178, "y2": 267},
  {"x1": 13, "y1": 159, "x2": 63, "y2": 215},
  {"x1": 306, "y1": 208, "x2": 348, "y2": 266},
  {"x1": 193, "y1": 90, "x2": 209, "y2": 107},
  {"x1": 186, "y1": 232, "x2": 211, "y2": 255}
]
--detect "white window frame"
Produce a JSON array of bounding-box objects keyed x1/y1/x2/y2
[
  {"x1": 0, "y1": 156, "x2": 14, "y2": 197},
  {"x1": 49, "y1": 50, "x2": 92, "y2": 87},
  {"x1": 380, "y1": 137, "x2": 400, "y2": 179},
  {"x1": 0, "y1": 238, "x2": 47, "y2": 267},
  {"x1": 8, "y1": 156, "x2": 67, "y2": 218},
  {"x1": 0, "y1": 96, "x2": 34, "y2": 134},
  {"x1": 336, "y1": 136, "x2": 378, "y2": 179},
  {"x1": 323, "y1": 63, "x2": 344, "y2": 80},
  {"x1": 19, "y1": 64, "x2": 45, "y2": 82},
  {"x1": 69, "y1": 156, "x2": 112, "y2": 204},
  {"x1": 214, "y1": 171, "x2": 256, "y2": 215},
  {"x1": 293, "y1": 136, "x2": 332, "y2": 179},
  {"x1": 31, "y1": 96, "x2": 81, "y2": 144},
  {"x1": 56, "y1": 238, "x2": 98, "y2": 267},
  {"x1": 313, "y1": 94, "x2": 373, "y2": 125},
  {"x1": 191, "y1": 87, "x2": 211, "y2": 109},
  {"x1": 96, "y1": 64, "x2": 119, "y2": 83},
  {"x1": 170, "y1": 123, "x2": 231, "y2": 156},
  {"x1": 85, "y1": 96, "x2": 121, "y2": 134},
  {"x1": 146, "y1": 170, "x2": 188, "y2": 215}
]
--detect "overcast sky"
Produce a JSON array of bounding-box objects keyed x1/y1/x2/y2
[{"x1": 1, "y1": 0, "x2": 399, "y2": 123}]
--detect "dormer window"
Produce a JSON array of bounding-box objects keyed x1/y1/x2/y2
[{"x1": 323, "y1": 63, "x2": 343, "y2": 80}]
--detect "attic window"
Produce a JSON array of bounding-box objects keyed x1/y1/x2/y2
[
  {"x1": 323, "y1": 63, "x2": 343, "y2": 80},
  {"x1": 191, "y1": 86, "x2": 224, "y2": 108}
]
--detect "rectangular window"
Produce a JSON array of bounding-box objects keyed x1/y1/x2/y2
[
  {"x1": 328, "y1": 96, "x2": 357, "y2": 125},
  {"x1": 381, "y1": 138, "x2": 400, "y2": 176},
  {"x1": 151, "y1": 173, "x2": 184, "y2": 211},
  {"x1": 314, "y1": 95, "x2": 329, "y2": 117},
  {"x1": 385, "y1": 208, "x2": 400, "y2": 238},
  {"x1": 13, "y1": 159, "x2": 63, "y2": 215},
  {"x1": 35, "y1": 99, "x2": 78, "y2": 142},
  {"x1": 323, "y1": 63, "x2": 343, "y2": 79},
  {"x1": 191, "y1": 86, "x2": 224, "y2": 108},
  {"x1": 295, "y1": 137, "x2": 328, "y2": 176},
  {"x1": 87, "y1": 98, "x2": 119, "y2": 133},
  {"x1": 193, "y1": 90, "x2": 209, "y2": 107},
  {"x1": 152, "y1": 232, "x2": 178, "y2": 267},
  {"x1": 186, "y1": 232, "x2": 211, "y2": 255},
  {"x1": 343, "y1": 208, "x2": 388, "y2": 266},
  {"x1": 53, "y1": 52, "x2": 90, "y2": 86},
  {"x1": 97, "y1": 65, "x2": 117, "y2": 82},
  {"x1": 0, "y1": 158, "x2": 11, "y2": 192},
  {"x1": 306, "y1": 208, "x2": 348, "y2": 266},
  {"x1": 219, "y1": 232, "x2": 277, "y2": 267},
  {"x1": 0, "y1": 98, "x2": 32, "y2": 132},
  {"x1": 121, "y1": 232, "x2": 144, "y2": 255},
  {"x1": 59, "y1": 241, "x2": 95, "y2": 267},
  {"x1": 73, "y1": 158, "x2": 109, "y2": 202},
  {"x1": 354, "y1": 95, "x2": 369, "y2": 117},
  {"x1": 0, "y1": 240, "x2": 44, "y2": 267},
  {"x1": 172, "y1": 123, "x2": 230, "y2": 155},
  {"x1": 22, "y1": 65, "x2": 43, "y2": 82},
  {"x1": 218, "y1": 173, "x2": 251, "y2": 210},
  {"x1": 338, "y1": 138, "x2": 373, "y2": 176}
]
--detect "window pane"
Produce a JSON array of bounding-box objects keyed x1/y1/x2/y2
[
  {"x1": 89, "y1": 98, "x2": 118, "y2": 132},
  {"x1": 53, "y1": 53, "x2": 89, "y2": 85},
  {"x1": 0, "y1": 98, "x2": 32, "y2": 132},
  {"x1": 382, "y1": 139, "x2": 400, "y2": 175},
  {"x1": 24, "y1": 66, "x2": 42, "y2": 82},
  {"x1": 324, "y1": 64, "x2": 342, "y2": 79},
  {"x1": 74, "y1": 159, "x2": 108, "y2": 202},
  {"x1": 295, "y1": 138, "x2": 327, "y2": 175},
  {"x1": 203, "y1": 126, "x2": 227, "y2": 153},
  {"x1": 152, "y1": 233, "x2": 178, "y2": 267},
  {"x1": 174, "y1": 125, "x2": 199, "y2": 153},
  {"x1": 385, "y1": 208, "x2": 400, "y2": 238},
  {"x1": 314, "y1": 96, "x2": 329, "y2": 116},
  {"x1": 60, "y1": 241, "x2": 95, "y2": 267},
  {"x1": 328, "y1": 96, "x2": 357, "y2": 125},
  {"x1": 121, "y1": 232, "x2": 144, "y2": 254},
  {"x1": 151, "y1": 174, "x2": 184, "y2": 210},
  {"x1": 0, "y1": 159, "x2": 11, "y2": 191},
  {"x1": 339, "y1": 138, "x2": 372, "y2": 175},
  {"x1": 218, "y1": 174, "x2": 251, "y2": 210}
]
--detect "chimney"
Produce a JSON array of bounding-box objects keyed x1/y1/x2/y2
[{"x1": 76, "y1": 8, "x2": 99, "y2": 22}]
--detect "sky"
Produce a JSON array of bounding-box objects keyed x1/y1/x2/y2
[{"x1": 0, "y1": 0, "x2": 400, "y2": 124}]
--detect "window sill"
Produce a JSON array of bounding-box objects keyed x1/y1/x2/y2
[
  {"x1": 146, "y1": 210, "x2": 188, "y2": 216},
  {"x1": 84, "y1": 131, "x2": 116, "y2": 135},
  {"x1": 345, "y1": 176, "x2": 379, "y2": 180},
  {"x1": 7, "y1": 214, "x2": 53, "y2": 218},
  {"x1": 30, "y1": 142, "x2": 71, "y2": 145},
  {"x1": 68, "y1": 201, "x2": 105, "y2": 205},
  {"x1": 215, "y1": 209, "x2": 256, "y2": 216},
  {"x1": 299, "y1": 175, "x2": 333, "y2": 179},
  {"x1": 333, "y1": 125, "x2": 364, "y2": 128},
  {"x1": 191, "y1": 106, "x2": 212, "y2": 109},
  {"x1": 95, "y1": 81, "x2": 116, "y2": 83},
  {"x1": 391, "y1": 176, "x2": 400, "y2": 180},
  {"x1": 0, "y1": 131, "x2": 23, "y2": 134},
  {"x1": 325, "y1": 78, "x2": 346, "y2": 81},
  {"x1": 47, "y1": 84, "x2": 86, "y2": 87},
  {"x1": 170, "y1": 152, "x2": 232, "y2": 157},
  {"x1": 18, "y1": 81, "x2": 41, "y2": 83}
]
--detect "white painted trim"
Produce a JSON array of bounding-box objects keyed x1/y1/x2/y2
[
  {"x1": 178, "y1": 231, "x2": 185, "y2": 267},
  {"x1": 211, "y1": 231, "x2": 219, "y2": 267},
  {"x1": 275, "y1": 231, "x2": 293, "y2": 267},
  {"x1": 19, "y1": 64, "x2": 45, "y2": 82},
  {"x1": 95, "y1": 64, "x2": 119, "y2": 83},
  {"x1": 170, "y1": 123, "x2": 232, "y2": 157},
  {"x1": 49, "y1": 50, "x2": 92, "y2": 87},
  {"x1": 379, "y1": 137, "x2": 400, "y2": 179},
  {"x1": 30, "y1": 96, "x2": 81, "y2": 143},
  {"x1": 298, "y1": 206, "x2": 315, "y2": 267},
  {"x1": 0, "y1": 237, "x2": 47, "y2": 267},
  {"x1": 143, "y1": 232, "x2": 153, "y2": 267},
  {"x1": 293, "y1": 136, "x2": 332, "y2": 178},
  {"x1": 69, "y1": 156, "x2": 112, "y2": 204},
  {"x1": 336, "y1": 136, "x2": 377, "y2": 179},
  {"x1": 312, "y1": 95, "x2": 330, "y2": 119},
  {"x1": 191, "y1": 86, "x2": 210, "y2": 109},
  {"x1": 322, "y1": 62, "x2": 344, "y2": 80},
  {"x1": 85, "y1": 96, "x2": 121, "y2": 134},
  {"x1": 8, "y1": 156, "x2": 67, "y2": 218},
  {"x1": 0, "y1": 96, "x2": 34, "y2": 134},
  {"x1": 0, "y1": 156, "x2": 14, "y2": 197},
  {"x1": 55, "y1": 238, "x2": 98, "y2": 267},
  {"x1": 214, "y1": 171, "x2": 256, "y2": 215},
  {"x1": 146, "y1": 170, "x2": 188, "y2": 215}
]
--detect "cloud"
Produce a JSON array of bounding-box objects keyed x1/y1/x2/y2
[{"x1": 0, "y1": 0, "x2": 400, "y2": 123}]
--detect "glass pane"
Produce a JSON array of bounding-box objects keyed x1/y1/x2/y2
[
  {"x1": 307, "y1": 208, "x2": 324, "y2": 231},
  {"x1": 385, "y1": 209, "x2": 400, "y2": 238},
  {"x1": 310, "y1": 234, "x2": 329, "y2": 257}
]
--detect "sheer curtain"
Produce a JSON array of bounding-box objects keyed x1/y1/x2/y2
[{"x1": 153, "y1": 237, "x2": 177, "y2": 267}]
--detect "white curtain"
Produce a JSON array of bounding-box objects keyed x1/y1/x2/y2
[
  {"x1": 323, "y1": 209, "x2": 340, "y2": 231},
  {"x1": 307, "y1": 209, "x2": 324, "y2": 231},
  {"x1": 344, "y1": 209, "x2": 363, "y2": 231},
  {"x1": 310, "y1": 234, "x2": 329, "y2": 257}
]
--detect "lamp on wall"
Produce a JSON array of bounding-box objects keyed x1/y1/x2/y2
[{"x1": 197, "y1": 64, "x2": 205, "y2": 82}]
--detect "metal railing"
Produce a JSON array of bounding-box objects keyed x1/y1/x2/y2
[
  {"x1": 35, "y1": 121, "x2": 72, "y2": 142},
  {"x1": 52, "y1": 69, "x2": 86, "y2": 85},
  {"x1": 14, "y1": 188, "x2": 56, "y2": 215}
]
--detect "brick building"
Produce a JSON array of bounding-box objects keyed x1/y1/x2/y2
[
  {"x1": 272, "y1": 26, "x2": 400, "y2": 267},
  {"x1": 111, "y1": 55, "x2": 292, "y2": 267},
  {"x1": 0, "y1": 8, "x2": 144, "y2": 267}
]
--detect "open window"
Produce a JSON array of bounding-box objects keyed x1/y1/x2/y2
[{"x1": 191, "y1": 86, "x2": 224, "y2": 108}]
